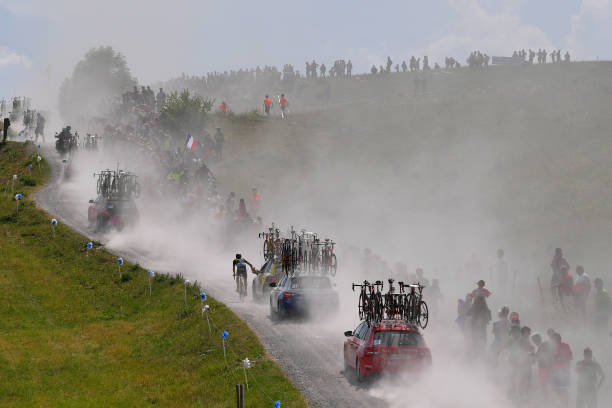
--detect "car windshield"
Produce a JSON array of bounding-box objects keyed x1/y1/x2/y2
[
  {"x1": 290, "y1": 277, "x2": 331, "y2": 289},
  {"x1": 373, "y1": 330, "x2": 423, "y2": 347}
]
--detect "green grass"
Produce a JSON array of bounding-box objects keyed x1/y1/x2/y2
[{"x1": 0, "y1": 141, "x2": 307, "y2": 407}]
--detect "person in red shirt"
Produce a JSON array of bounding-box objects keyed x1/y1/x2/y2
[
  {"x1": 220, "y1": 101, "x2": 228, "y2": 114},
  {"x1": 279, "y1": 94, "x2": 288, "y2": 118},
  {"x1": 551, "y1": 332, "x2": 573, "y2": 407},
  {"x1": 263, "y1": 95, "x2": 273, "y2": 116}
]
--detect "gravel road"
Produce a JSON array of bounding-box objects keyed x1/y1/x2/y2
[{"x1": 35, "y1": 148, "x2": 385, "y2": 408}]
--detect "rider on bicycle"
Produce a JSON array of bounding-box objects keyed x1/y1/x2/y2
[{"x1": 233, "y1": 254, "x2": 257, "y2": 292}]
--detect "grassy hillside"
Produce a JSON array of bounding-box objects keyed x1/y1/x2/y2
[
  {"x1": 0, "y1": 142, "x2": 307, "y2": 407},
  {"x1": 207, "y1": 61, "x2": 612, "y2": 271}
]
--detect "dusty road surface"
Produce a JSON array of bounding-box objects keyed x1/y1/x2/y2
[{"x1": 35, "y1": 149, "x2": 385, "y2": 408}]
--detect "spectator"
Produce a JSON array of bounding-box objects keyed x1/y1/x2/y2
[{"x1": 576, "y1": 347, "x2": 605, "y2": 408}]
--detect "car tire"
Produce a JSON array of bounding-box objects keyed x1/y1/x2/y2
[
  {"x1": 343, "y1": 348, "x2": 350, "y2": 374},
  {"x1": 251, "y1": 279, "x2": 259, "y2": 301},
  {"x1": 270, "y1": 298, "x2": 278, "y2": 321},
  {"x1": 356, "y1": 358, "x2": 364, "y2": 383},
  {"x1": 277, "y1": 301, "x2": 285, "y2": 320}
]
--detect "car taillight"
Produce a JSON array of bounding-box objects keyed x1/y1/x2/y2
[
  {"x1": 283, "y1": 292, "x2": 296, "y2": 298},
  {"x1": 269, "y1": 277, "x2": 278, "y2": 282},
  {"x1": 365, "y1": 347, "x2": 380, "y2": 356}
]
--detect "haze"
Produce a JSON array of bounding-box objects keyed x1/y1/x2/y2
[{"x1": 4, "y1": 1, "x2": 612, "y2": 407}]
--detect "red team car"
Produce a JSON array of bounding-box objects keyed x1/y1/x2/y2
[{"x1": 344, "y1": 320, "x2": 431, "y2": 381}]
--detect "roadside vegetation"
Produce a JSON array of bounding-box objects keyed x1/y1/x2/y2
[{"x1": 0, "y1": 141, "x2": 307, "y2": 407}]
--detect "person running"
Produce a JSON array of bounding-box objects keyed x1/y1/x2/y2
[
  {"x1": 263, "y1": 95, "x2": 273, "y2": 116},
  {"x1": 279, "y1": 94, "x2": 288, "y2": 118},
  {"x1": 233, "y1": 254, "x2": 257, "y2": 293},
  {"x1": 576, "y1": 347, "x2": 605, "y2": 408}
]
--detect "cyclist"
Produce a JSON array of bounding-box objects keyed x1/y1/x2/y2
[{"x1": 232, "y1": 254, "x2": 257, "y2": 293}]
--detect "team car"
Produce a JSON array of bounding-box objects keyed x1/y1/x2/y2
[
  {"x1": 251, "y1": 261, "x2": 284, "y2": 301},
  {"x1": 269, "y1": 274, "x2": 339, "y2": 319},
  {"x1": 343, "y1": 319, "x2": 431, "y2": 382},
  {"x1": 88, "y1": 169, "x2": 140, "y2": 232}
]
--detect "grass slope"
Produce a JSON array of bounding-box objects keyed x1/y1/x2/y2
[
  {"x1": 0, "y1": 142, "x2": 307, "y2": 407},
  {"x1": 207, "y1": 61, "x2": 612, "y2": 268}
]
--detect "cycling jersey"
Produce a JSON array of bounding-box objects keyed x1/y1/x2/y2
[{"x1": 234, "y1": 259, "x2": 247, "y2": 275}]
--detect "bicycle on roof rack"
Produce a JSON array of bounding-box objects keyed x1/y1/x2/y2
[{"x1": 352, "y1": 279, "x2": 429, "y2": 329}]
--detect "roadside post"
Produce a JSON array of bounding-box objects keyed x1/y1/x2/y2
[
  {"x1": 242, "y1": 358, "x2": 250, "y2": 390},
  {"x1": 117, "y1": 257, "x2": 123, "y2": 279},
  {"x1": 51, "y1": 218, "x2": 57, "y2": 238},
  {"x1": 222, "y1": 330, "x2": 229, "y2": 365},
  {"x1": 200, "y1": 292, "x2": 212, "y2": 333},
  {"x1": 11, "y1": 174, "x2": 17, "y2": 193},
  {"x1": 235, "y1": 384, "x2": 244, "y2": 408},
  {"x1": 37, "y1": 155, "x2": 41, "y2": 171},
  {"x1": 147, "y1": 269, "x2": 154, "y2": 299},
  {"x1": 15, "y1": 193, "x2": 22, "y2": 214},
  {"x1": 86, "y1": 241, "x2": 93, "y2": 258}
]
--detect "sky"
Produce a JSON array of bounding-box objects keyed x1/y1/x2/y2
[{"x1": 1, "y1": 0, "x2": 611, "y2": 101}]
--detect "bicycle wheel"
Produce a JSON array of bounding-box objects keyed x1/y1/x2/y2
[
  {"x1": 358, "y1": 292, "x2": 366, "y2": 320},
  {"x1": 407, "y1": 294, "x2": 417, "y2": 322},
  {"x1": 239, "y1": 276, "x2": 247, "y2": 302},
  {"x1": 330, "y1": 253, "x2": 337, "y2": 276},
  {"x1": 418, "y1": 301, "x2": 429, "y2": 329},
  {"x1": 373, "y1": 293, "x2": 384, "y2": 321}
]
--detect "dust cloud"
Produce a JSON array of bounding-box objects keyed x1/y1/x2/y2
[{"x1": 8, "y1": 2, "x2": 612, "y2": 406}]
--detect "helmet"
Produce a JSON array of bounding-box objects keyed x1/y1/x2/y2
[{"x1": 235, "y1": 254, "x2": 242, "y2": 259}]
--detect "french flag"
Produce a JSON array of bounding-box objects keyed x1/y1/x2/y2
[{"x1": 186, "y1": 133, "x2": 198, "y2": 151}]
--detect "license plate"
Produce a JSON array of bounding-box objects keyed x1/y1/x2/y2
[{"x1": 388, "y1": 353, "x2": 411, "y2": 359}]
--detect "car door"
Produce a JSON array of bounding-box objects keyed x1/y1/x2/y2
[
  {"x1": 270, "y1": 275, "x2": 285, "y2": 312},
  {"x1": 346, "y1": 322, "x2": 364, "y2": 367},
  {"x1": 256, "y1": 261, "x2": 270, "y2": 294}
]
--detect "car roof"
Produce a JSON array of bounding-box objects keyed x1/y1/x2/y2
[{"x1": 364, "y1": 320, "x2": 421, "y2": 333}]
